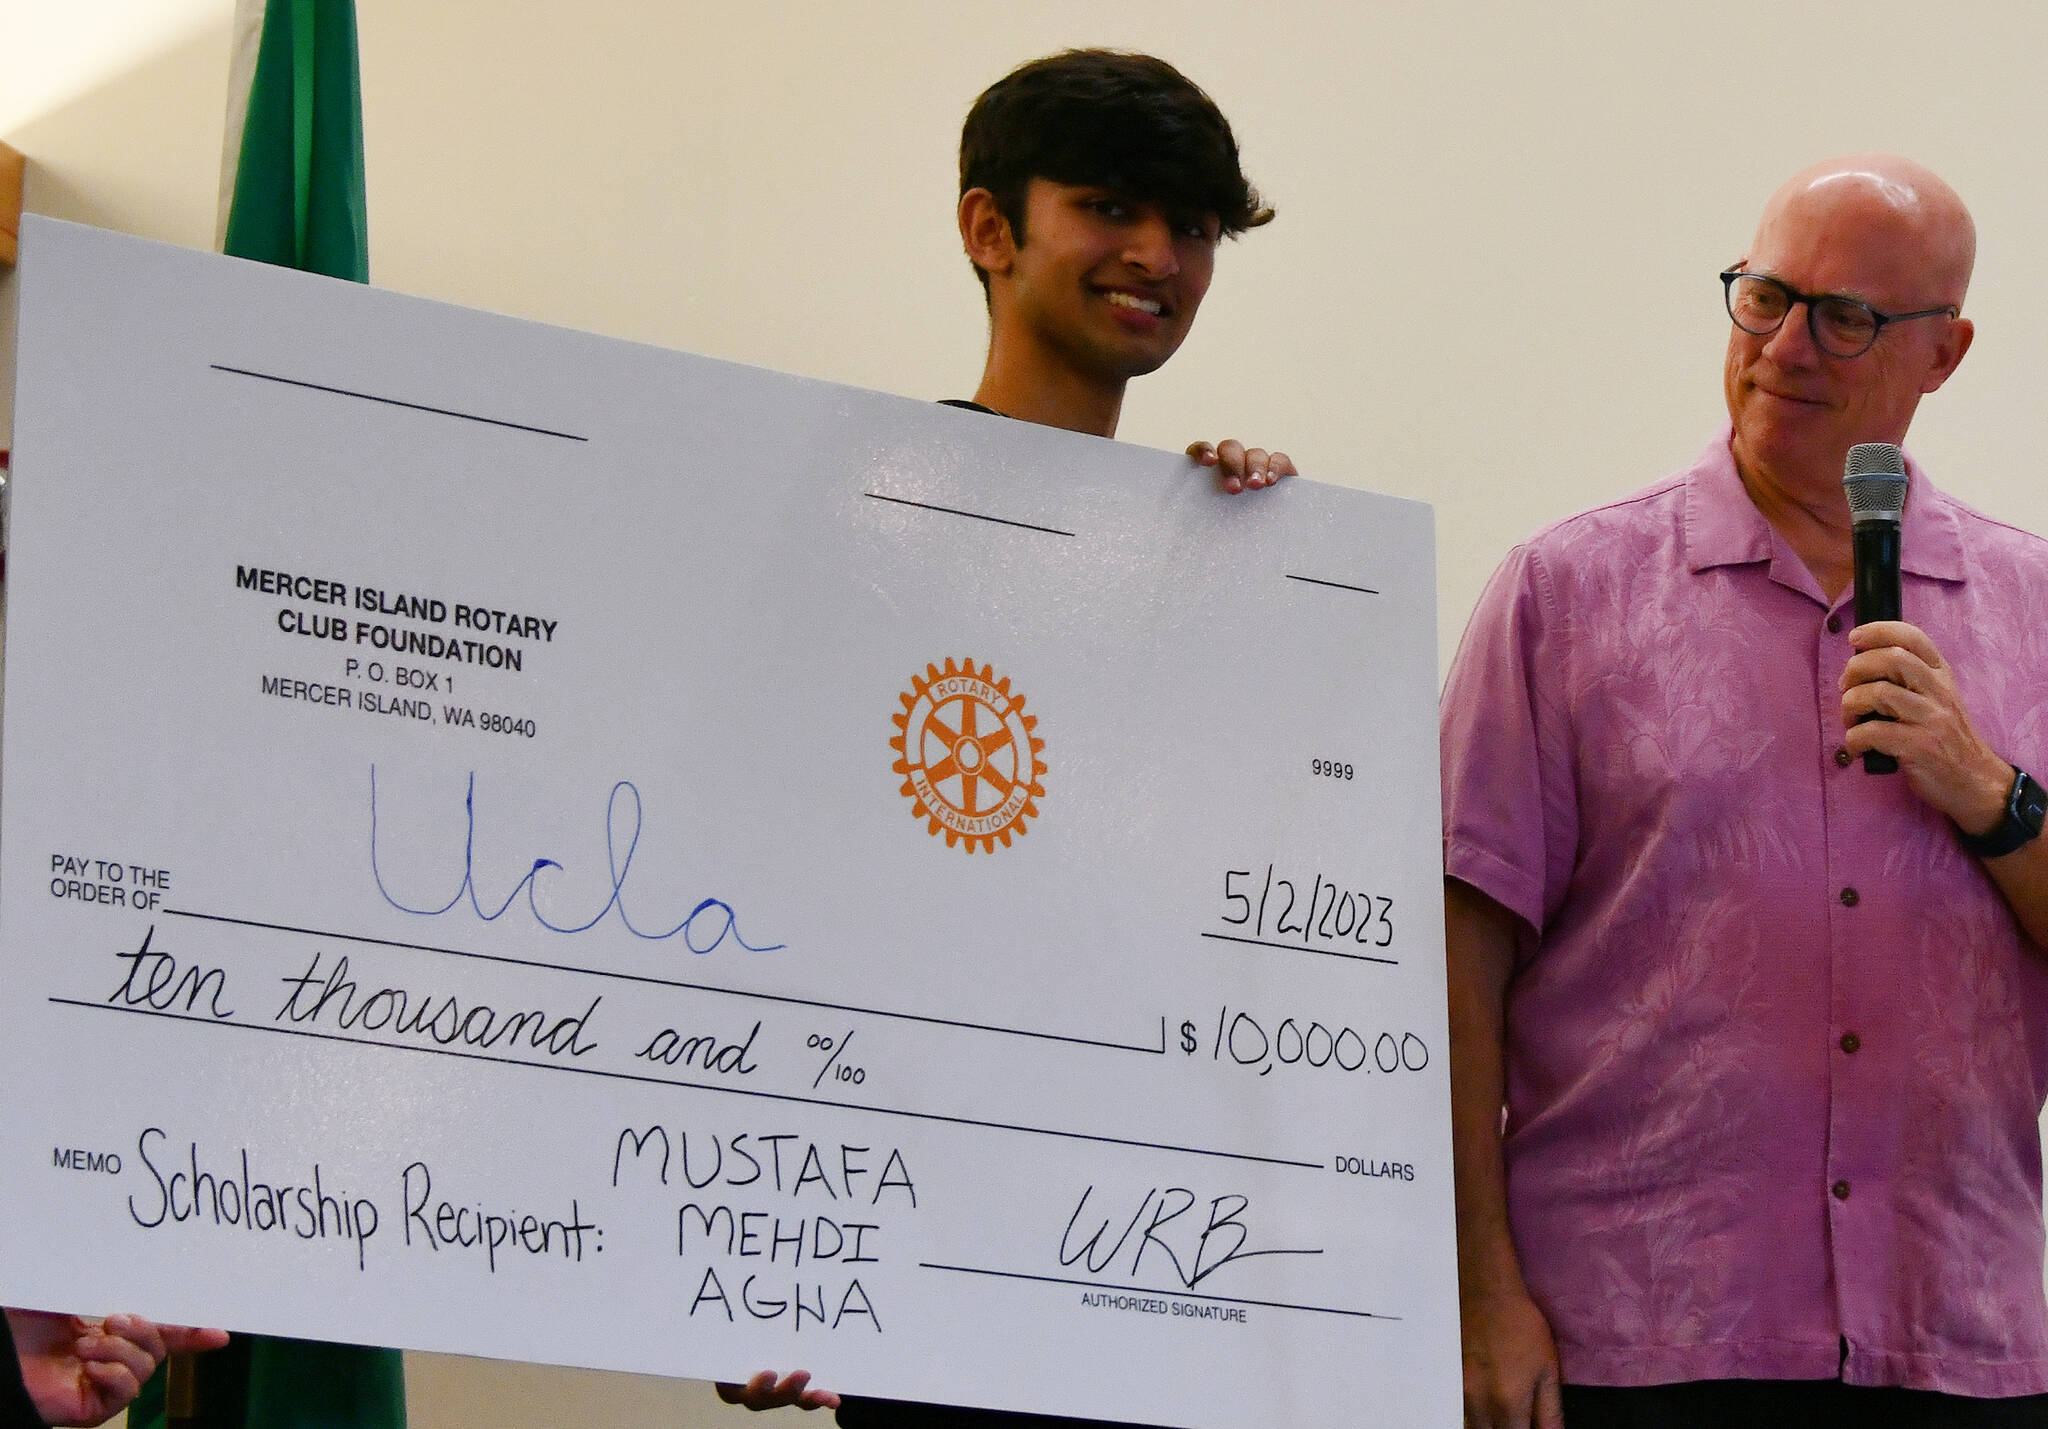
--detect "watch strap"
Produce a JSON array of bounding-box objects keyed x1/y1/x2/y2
[{"x1": 1962, "y1": 768, "x2": 2048, "y2": 859}]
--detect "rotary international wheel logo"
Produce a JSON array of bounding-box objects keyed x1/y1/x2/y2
[{"x1": 890, "y1": 658, "x2": 1046, "y2": 853}]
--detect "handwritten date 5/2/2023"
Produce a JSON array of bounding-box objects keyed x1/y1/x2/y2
[{"x1": 1221, "y1": 865, "x2": 1392, "y2": 950}]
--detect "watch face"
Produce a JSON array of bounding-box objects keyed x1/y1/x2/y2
[{"x1": 2021, "y1": 774, "x2": 2048, "y2": 835}]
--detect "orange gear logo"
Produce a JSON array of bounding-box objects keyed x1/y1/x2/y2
[{"x1": 891, "y1": 658, "x2": 1046, "y2": 853}]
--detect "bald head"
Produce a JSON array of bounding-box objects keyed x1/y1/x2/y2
[
  {"x1": 1723, "y1": 154, "x2": 1977, "y2": 509},
  {"x1": 1751, "y1": 154, "x2": 1975, "y2": 307}
]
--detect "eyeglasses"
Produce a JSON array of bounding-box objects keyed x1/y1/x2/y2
[{"x1": 1720, "y1": 269, "x2": 1958, "y2": 359}]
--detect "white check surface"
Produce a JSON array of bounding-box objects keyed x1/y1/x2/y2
[{"x1": 0, "y1": 218, "x2": 1456, "y2": 1427}]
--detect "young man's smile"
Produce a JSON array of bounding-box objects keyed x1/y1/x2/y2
[
  {"x1": 998, "y1": 179, "x2": 1217, "y2": 381},
  {"x1": 1101, "y1": 287, "x2": 1167, "y2": 322}
]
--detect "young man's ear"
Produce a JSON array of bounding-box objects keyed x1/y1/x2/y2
[{"x1": 958, "y1": 188, "x2": 1017, "y2": 281}]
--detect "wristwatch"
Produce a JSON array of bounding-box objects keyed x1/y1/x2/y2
[{"x1": 1961, "y1": 767, "x2": 2048, "y2": 859}]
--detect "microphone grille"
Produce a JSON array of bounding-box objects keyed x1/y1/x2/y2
[
  {"x1": 1843, "y1": 442, "x2": 1907, "y2": 521},
  {"x1": 1846, "y1": 442, "x2": 1907, "y2": 479}
]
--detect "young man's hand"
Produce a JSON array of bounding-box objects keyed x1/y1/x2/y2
[
  {"x1": 1187, "y1": 439, "x2": 1296, "y2": 493},
  {"x1": 1461, "y1": 1285, "x2": 1564, "y2": 1429},
  {"x1": 715, "y1": 1369, "x2": 842, "y2": 1412},
  {"x1": 7, "y1": 1309, "x2": 228, "y2": 1427}
]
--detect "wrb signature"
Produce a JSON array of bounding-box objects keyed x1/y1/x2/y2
[{"x1": 1059, "y1": 1183, "x2": 1321, "y2": 1289}]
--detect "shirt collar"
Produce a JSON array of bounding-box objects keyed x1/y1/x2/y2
[{"x1": 1684, "y1": 423, "x2": 1969, "y2": 583}]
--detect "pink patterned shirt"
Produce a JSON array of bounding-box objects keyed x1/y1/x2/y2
[{"x1": 1441, "y1": 428, "x2": 2048, "y2": 1395}]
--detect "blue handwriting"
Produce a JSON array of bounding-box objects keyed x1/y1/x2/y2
[{"x1": 369, "y1": 766, "x2": 783, "y2": 951}]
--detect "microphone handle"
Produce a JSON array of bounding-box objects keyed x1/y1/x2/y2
[{"x1": 1852, "y1": 521, "x2": 1901, "y2": 774}]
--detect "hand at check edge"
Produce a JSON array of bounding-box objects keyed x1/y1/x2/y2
[
  {"x1": 716, "y1": 1369, "x2": 842, "y2": 1413},
  {"x1": 6, "y1": 1309, "x2": 228, "y2": 1427},
  {"x1": 1460, "y1": 1286, "x2": 1563, "y2": 1429},
  {"x1": 1186, "y1": 439, "x2": 1296, "y2": 494}
]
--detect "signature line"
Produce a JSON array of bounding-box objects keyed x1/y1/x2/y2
[
  {"x1": 916, "y1": 1262, "x2": 1399, "y2": 1320},
  {"x1": 1284, "y1": 574, "x2": 1379, "y2": 596},
  {"x1": 865, "y1": 492, "x2": 1076, "y2": 538},
  {"x1": 210, "y1": 364, "x2": 588, "y2": 442}
]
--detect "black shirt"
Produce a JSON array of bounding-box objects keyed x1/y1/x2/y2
[
  {"x1": 837, "y1": 1398, "x2": 1155, "y2": 1429},
  {"x1": 0, "y1": 1316, "x2": 46, "y2": 1429}
]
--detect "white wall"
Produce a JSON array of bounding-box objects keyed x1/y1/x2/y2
[
  {"x1": 17, "y1": 1, "x2": 2048, "y2": 662},
  {"x1": 12, "y1": 2, "x2": 2048, "y2": 1424}
]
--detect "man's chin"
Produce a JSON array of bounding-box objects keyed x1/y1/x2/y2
[
  {"x1": 1103, "y1": 337, "x2": 1185, "y2": 380},
  {"x1": 1733, "y1": 415, "x2": 1851, "y2": 479}
]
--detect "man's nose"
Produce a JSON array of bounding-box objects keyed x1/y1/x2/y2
[
  {"x1": 1122, "y1": 213, "x2": 1179, "y2": 277},
  {"x1": 1761, "y1": 300, "x2": 1821, "y2": 365}
]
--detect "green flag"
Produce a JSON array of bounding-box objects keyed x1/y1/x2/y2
[
  {"x1": 132, "y1": 2, "x2": 400, "y2": 1424},
  {"x1": 131, "y1": 1334, "x2": 406, "y2": 1429},
  {"x1": 217, "y1": 0, "x2": 369, "y2": 281}
]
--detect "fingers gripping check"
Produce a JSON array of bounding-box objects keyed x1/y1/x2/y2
[{"x1": 1187, "y1": 438, "x2": 1298, "y2": 494}]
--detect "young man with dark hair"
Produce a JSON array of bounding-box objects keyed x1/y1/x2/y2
[
  {"x1": 717, "y1": 47, "x2": 1290, "y2": 1428},
  {"x1": 947, "y1": 47, "x2": 1291, "y2": 484}
]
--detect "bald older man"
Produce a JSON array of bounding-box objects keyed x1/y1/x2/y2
[{"x1": 1444, "y1": 156, "x2": 2048, "y2": 1429}]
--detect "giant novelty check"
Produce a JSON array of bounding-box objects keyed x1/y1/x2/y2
[{"x1": 0, "y1": 219, "x2": 1455, "y2": 1426}]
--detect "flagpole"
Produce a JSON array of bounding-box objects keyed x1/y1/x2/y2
[
  {"x1": 0, "y1": 141, "x2": 22, "y2": 267},
  {"x1": 165, "y1": 1354, "x2": 202, "y2": 1428}
]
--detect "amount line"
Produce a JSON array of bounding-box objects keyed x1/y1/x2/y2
[
  {"x1": 916, "y1": 1262, "x2": 1399, "y2": 1321},
  {"x1": 1200, "y1": 931, "x2": 1397, "y2": 966},
  {"x1": 210, "y1": 364, "x2": 588, "y2": 442},
  {"x1": 163, "y1": 907, "x2": 1159, "y2": 1055},
  {"x1": 50, "y1": 1000, "x2": 1319, "y2": 1170},
  {"x1": 865, "y1": 492, "x2": 1076, "y2": 538}
]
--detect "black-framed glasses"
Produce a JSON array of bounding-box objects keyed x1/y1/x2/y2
[{"x1": 1720, "y1": 269, "x2": 1958, "y2": 359}]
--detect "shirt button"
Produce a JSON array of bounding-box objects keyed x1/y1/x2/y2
[
  {"x1": 1840, "y1": 1033, "x2": 1861, "y2": 1054},
  {"x1": 1826, "y1": 614, "x2": 1843, "y2": 633},
  {"x1": 1834, "y1": 748, "x2": 1852, "y2": 768},
  {"x1": 1840, "y1": 887, "x2": 1860, "y2": 907},
  {"x1": 1832, "y1": 1180, "x2": 1852, "y2": 1201}
]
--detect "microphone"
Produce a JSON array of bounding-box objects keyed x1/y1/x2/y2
[{"x1": 1843, "y1": 441, "x2": 1906, "y2": 775}]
